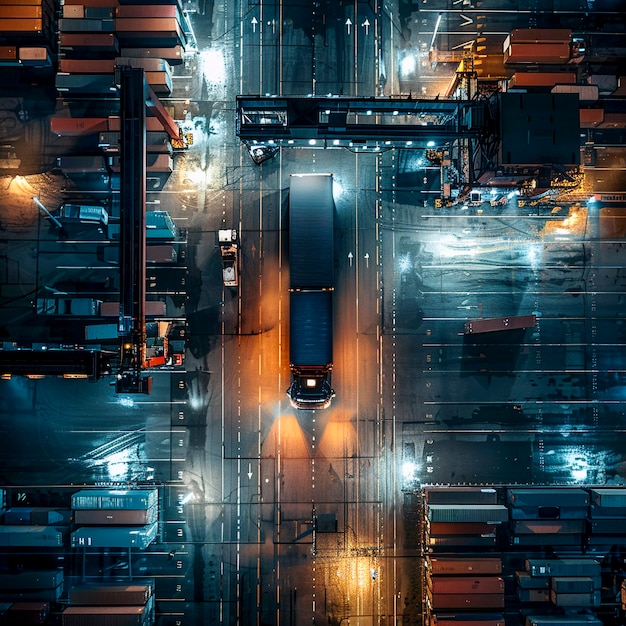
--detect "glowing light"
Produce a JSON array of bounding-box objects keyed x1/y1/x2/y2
[
  {"x1": 400, "y1": 54, "x2": 415, "y2": 77},
  {"x1": 402, "y1": 460, "x2": 418, "y2": 481},
  {"x1": 398, "y1": 253, "x2": 412, "y2": 273},
  {"x1": 200, "y1": 48, "x2": 225, "y2": 84},
  {"x1": 308, "y1": 139, "x2": 317, "y2": 146}
]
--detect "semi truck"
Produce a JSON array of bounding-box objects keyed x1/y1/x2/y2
[
  {"x1": 218, "y1": 229, "x2": 239, "y2": 287},
  {"x1": 58, "y1": 203, "x2": 108, "y2": 226},
  {"x1": 464, "y1": 314, "x2": 536, "y2": 334},
  {"x1": 287, "y1": 173, "x2": 335, "y2": 410}
]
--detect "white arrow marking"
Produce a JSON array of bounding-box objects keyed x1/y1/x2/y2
[
  {"x1": 346, "y1": 18, "x2": 352, "y2": 35},
  {"x1": 364, "y1": 252, "x2": 370, "y2": 268},
  {"x1": 459, "y1": 14, "x2": 473, "y2": 27},
  {"x1": 251, "y1": 16, "x2": 258, "y2": 33},
  {"x1": 362, "y1": 18, "x2": 370, "y2": 35},
  {"x1": 248, "y1": 462, "x2": 253, "y2": 479},
  {"x1": 348, "y1": 251, "x2": 354, "y2": 267}
]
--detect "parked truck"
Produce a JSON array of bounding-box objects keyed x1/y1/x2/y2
[
  {"x1": 287, "y1": 174, "x2": 335, "y2": 410},
  {"x1": 58, "y1": 203, "x2": 108, "y2": 226},
  {"x1": 218, "y1": 229, "x2": 239, "y2": 287}
]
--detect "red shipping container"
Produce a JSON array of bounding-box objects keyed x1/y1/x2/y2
[
  {"x1": 429, "y1": 558, "x2": 502, "y2": 575},
  {"x1": 116, "y1": 5, "x2": 179, "y2": 18},
  {"x1": 429, "y1": 593, "x2": 505, "y2": 609},
  {"x1": 51, "y1": 117, "x2": 109, "y2": 136},
  {"x1": 505, "y1": 43, "x2": 571, "y2": 63},
  {"x1": 59, "y1": 59, "x2": 116, "y2": 73},
  {"x1": 8, "y1": 602, "x2": 50, "y2": 624},
  {"x1": 429, "y1": 522, "x2": 500, "y2": 535},
  {"x1": 429, "y1": 576, "x2": 505, "y2": 594},
  {"x1": 507, "y1": 28, "x2": 572, "y2": 44},
  {"x1": 60, "y1": 33, "x2": 119, "y2": 51},
  {"x1": 432, "y1": 618, "x2": 504, "y2": 626},
  {"x1": 64, "y1": 0, "x2": 119, "y2": 6},
  {"x1": 510, "y1": 72, "x2": 576, "y2": 88}
]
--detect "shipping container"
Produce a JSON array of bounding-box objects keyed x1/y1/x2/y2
[
  {"x1": 0, "y1": 6, "x2": 43, "y2": 18},
  {"x1": 60, "y1": 33, "x2": 119, "y2": 53},
  {"x1": 71, "y1": 489, "x2": 158, "y2": 510},
  {"x1": 512, "y1": 533, "x2": 582, "y2": 546},
  {"x1": 424, "y1": 487, "x2": 499, "y2": 505},
  {"x1": 18, "y1": 46, "x2": 51, "y2": 66},
  {"x1": 526, "y1": 618, "x2": 602, "y2": 626},
  {"x1": 119, "y1": 46, "x2": 184, "y2": 65},
  {"x1": 549, "y1": 590, "x2": 601, "y2": 607},
  {"x1": 7, "y1": 601, "x2": 49, "y2": 623},
  {"x1": 428, "y1": 536, "x2": 497, "y2": 548},
  {"x1": 515, "y1": 572, "x2": 549, "y2": 589},
  {"x1": 580, "y1": 108, "x2": 604, "y2": 127},
  {"x1": 84, "y1": 6, "x2": 116, "y2": 19},
  {"x1": 590, "y1": 488, "x2": 626, "y2": 507},
  {"x1": 512, "y1": 519, "x2": 586, "y2": 534},
  {"x1": 428, "y1": 577, "x2": 504, "y2": 595},
  {"x1": 3, "y1": 507, "x2": 71, "y2": 525},
  {"x1": 58, "y1": 59, "x2": 116, "y2": 74},
  {"x1": 0, "y1": 569, "x2": 63, "y2": 590},
  {"x1": 590, "y1": 518, "x2": 626, "y2": 533},
  {"x1": 508, "y1": 488, "x2": 589, "y2": 507},
  {"x1": 56, "y1": 74, "x2": 120, "y2": 95},
  {"x1": 0, "y1": 46, "x2": 17, "y2": 62},
  {"x1": 98, "y1": 131, "x2": 171, "y2": 154},
  {"x1": 51, "y1": 117, "x2": 109, "y2": 136},
  {"x1": 510, "y1": 505, "x2": 588, "y2": 520},
  {"x1": 100, "y1": 301, "x2": 166, "y2": 318},
  {"x1": 517, "y1": 588, "x2": 550, "y2": 602},
  {"x1": 0, "y1": 585, "x2": 61, "y2": 603},
  {"x1": 71, "y1": 522, "x2": 158, "y2": 549},
  {"x1": 551, "y1": 84, "x2": 599, "y2": 101},
  {"x1": 116, "y1": 4, "x2": 181, "y2": 19},
  {"x1": 62, "y1": 4, "x2": 84, "y2": 18},
  {"x1": 464, "y1": 315, "x2": 536, "y2": 334},
  {"x1": 428, "y1": 522, "x2": 501, "y2": 536},
  {"x1": 551, "y1": 577, "x2": 597, "y2": 593},
  {"x1": 0, "y1": 525, "x2": 66, "y2": 547},
  {"x1": 69, "y1": 583, "x2": 152, "y2": 606},
  {"x1": 427, "y1": 505, "x2": 508, "y2": 523},
  {"x1": 144, "y1": 69, "x2": 172, "y2": 95},
  {"x1": 509, "y1": 72, "x2": 576, "y2": 88},
  {"x1": 74, "y1": 506, "x2": 157, "y2": 526},
  {"x1": 526, "y1": 559, "x2": 600, "y2": 578},
  {"x1": 84, "y1": 323, "x2": 119, "y2": 342},
  {"x1": 114, "y1": 17, "x2": 185, "y2": 47},
  {"x1": 57, "y1": 155, "x2": 108, "y2": 174},
  {"x1": 65, "y1": 0, "x2": 119, "y2": 5},
  {"x1": 504, "y1": 43, "x2": 572, "y2": 64},
  {"x1": 114, "y1": 56, "x2": 170, "y2": 73},
  {"x1": 0, "y1": 18, "x2": 44, "y2": 32},
  {"x1": 428, "y1": 593, "x2": 504, "y2": 610},
  {"x1": 62, "y1": 605, "x2": 146, "y2": 626},
  {"x1": 504, "y1": 28, "x2": 572, "y2": 47},
  {"x1": 428, "y1": 558, "x2": 502, "y2": 575},
  {"x1": 431, "y1": 617, "x2": 504, "y2": 626},
  {"x1": 59, "y1": 17, "x2": 115, "y2": 32}
]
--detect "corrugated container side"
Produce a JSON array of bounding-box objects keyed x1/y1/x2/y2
[
  {"x1": 71, "y1": 489, "x2": 158, "y2": 510},
  {"x1": 515, "y1": 572, "x2": 550, "y2": 589},
  {"x1": 590, "y1": 518, "x2": 626, "y2": 533},
  {"x1": 428, "y1": 536, "x2": 497, "y2": 548},
  {"x1": 429, "y1": 577, "x2": 504, "y2": 594},
  {"x1": 69, "y1": 584, "x2": 151, "y2": 606},
  {"x1": 119, "y1": 46, "x2": 184, "y2": 65},
  {"x1": 549, "y1": 590, "x2": 601, "y2": 607},
  {"x1": 74, "y1": 507, "x2": 157, "y2": 526},
  {"x1": 428, "y1": 522, "x2": 500, "y2": 536},
  {"x1": 590, "y1": 488, "x2": 626, "y2": 507},
  {"x1": 62, "y1": 604, "x2": 145, "y2": 626},
  {"x1": 510, "y1": 72, "x2": 576, "y2": 88},
  {"x1": 431, "y1": 617, "x2": 504, "y2": 626},
  {"x1": 424, "y1": 487, "x2": 498, "y2": 505},
  {"x1": 551, "y1": 84, "x2": 599, "y2": 100},
  {"x1": 71, "y1": 522, "x2": 157, "y2": 549},
  {"x1": 0, "y1": 525, "x2": 66, "y2": 547},
  {"x1": 512, "y1": 533, "x2": 581, "y2": 546},
  {"x1": 505, "y1": 43, "x2": 572, "y2": 63},
  {"x1": 0, "y1": 569, "x2": 63, "y2": 590},
  {"x1": 508, "y1": 488, "x2": 588, "y2": 507},
  {"x1": 428, "y1": 558, "x2": 502, "y2": 575},
  {"x1": 580, "y1": 108, "x2": 604, "y2": 127},
  {"x1": 8, "y1": 602, "x2": 49, "y2": 622},
  {"x1": 427, "y1": 505, "x2": 508, "y2": 523},
  {"x1": 526, "y1": 559, "x2": 600, "y2": 578},
  {"x1": 507, "y1": 28, "x2": 572, "y2": 44},
  {"x1": 526, "y1": 618, "x2": 602, "y2": 626},
  {"x1": 551, "y1": 577, "x2": 596, "y2": 593},
  {"x1": 517, "y1": 588, "x2": 550, "y2": 602},
  {"x1": 428, "y1": 593, "x2": 504, "y2": 609}
]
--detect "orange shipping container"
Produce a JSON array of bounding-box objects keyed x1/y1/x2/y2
[
  {"x1": 0, "y1": 6, "x2": 43, "y2": 18},
  {"x1": 60, "y1": 32, "x2": 118, "y2": 51},
  {"x1": 0, "y1": 46, "x2": 17, "y2": 60},
  {"x1": 506, "y1": 28, "x2": 572, "y2": 45},
  {"x1": 505, "y1": 43, "x2": 571, "y2": 63},
  {"x1": 428, "y1": 558, "x2": 503, "y2": 575},
  {"x1": 0, "y1": 18, "x2": 44, "y2": 32},
  {"x1": 580, "y1": 108, "x2": 604, "y2": 127},
  {"x1": 64, "y1": 0, "x2": 119, "y2": 6},
  {"x1": 428, "y1": 592, "x2": 505, "y2": 610},
  {"x1": 429, "y1": 576, "x2": 505, "y2": 594},
  {"x1": 59, "y1": 59, "x2": 116, "y2": 73},
  {"x1": 510, "y1": 72, "x2": 576, "y2": 87}
]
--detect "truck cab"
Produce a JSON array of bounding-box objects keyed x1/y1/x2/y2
[{"x1": 218, "y1": 229, "x2": 239, "y2": 287}]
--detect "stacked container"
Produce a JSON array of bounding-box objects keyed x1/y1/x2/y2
[
  {"x1": 588, "y1": 488, "x2": 626, "y2": 547},
  {"x1": 70, "y1": 488, "x2": 159, "y2": 549}
]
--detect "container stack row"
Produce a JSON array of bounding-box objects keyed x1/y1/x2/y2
[
  {"x1": 508, "y1": 488, "x2": 589, "y2": 549},
  {"x1": 62, "y1": 581, "x2": 154, "y2": 626},
  {"x1": 422, "y1": 486, "x2": 626, "y2": 624},
  {"x1": 70, "y1": 488, "x2": 159, "y2": 550},
  {"x1": 0, "y1": 0, "x2": 57, "y2": 68},
  {"x1": 515, "y1": 558, "x2": 601, "y2": 608}
]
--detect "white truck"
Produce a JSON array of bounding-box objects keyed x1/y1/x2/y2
[{"x1": 218, "y1": 229, "x2": 239, "y2": 287}]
